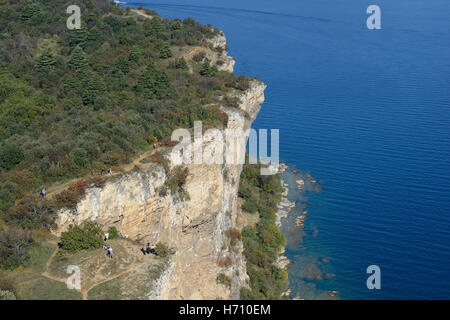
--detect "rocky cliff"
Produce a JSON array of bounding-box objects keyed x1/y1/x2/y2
[{"x1": 53, "y1": 35, "x2": 266, "y2": 300}]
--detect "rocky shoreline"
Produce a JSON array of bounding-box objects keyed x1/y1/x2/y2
[
  {"x1": 276, "y1": 162, "x2": 294, "y2": 298},
  {"x1": 275, "y1": 164, "x2": 339, "y2": 300}
]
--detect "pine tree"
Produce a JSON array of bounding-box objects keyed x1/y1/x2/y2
[
  {"x1": 0, "y1": 59, "x2": 7, "y2": 74},
  {"x1": 159, "y1": 44, "x2": 173, "y2": 59},
  {"x1": 67, "y1": 27, "x2": 88, "y2": 48},
  {"x1": 20, "y1": 3, "x2": 43, "y2": 25},
  {"x1": 68, "y1": 46, "x2": 89, "y2": 71},
  {"x1": 199, "y1": 62, "x2": 218, "y2": 77},
  {"x1": 109, "y1": 69, "x2": 126, "y2": 90},
  {"x1": 83, "y1": 73, "x2": 107, "y2": 105},
  {"x1": 35, "y1": 51, "x2": 56, "y2": 73},
  {"x1": 148, "y1": 17, "x2": 163, "y2": 37},
  {"x1": 115, "y1": 56, "x2": 129, "y2": 74},
  {"x1": 136, "y1": 63, "x2": 156, "y2": 96},
  {"x1": 128, "y1": 46, "x2": 142, "y2": 65},
  {"x1": 176, "y1": 57, "x2": 188, "y2": 70},
  {"x1": 136, "y1": 63, "x2": 170, "y2": 98}
]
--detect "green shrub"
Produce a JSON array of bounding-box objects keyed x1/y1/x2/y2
[
  {"x1": 59, "y1": 221, "x2": 104, "y2": 254},
  {"x1": 0, "y1": 227, "x2": 33, "y2": 271},
  {"x1": 0, "y1": 290, "x2": 16, "y2": 300},
  {"x1": 216, "y1": 273, "x2": 231, "y2": 288},
  {"x1": 199, "y1": 62, "x2": 218, "y2": 77},
  {"x1": 164, "y1": 165, "x2": 189, "y2": 200},
  {"x1": 155, "y1": 242, "x2": 170, "y2": 257},
  {"x1": 0, "y1": 278, "x2": 17, "y2": 298},
  {"x1": 159, "y1": 44, "x2": 173, "y2": 58},
  {"x1": 0, "y1": 144, "x2": 24, "y2": 170},
  {"x1": 225, "y1": 228, "x2": 242, "y2": 247},
  {"x1": 71, "y1": 148, "x2": 88, "y2": 168},
  {"x1": 107, "y1": 226, "x2": 119, "y2": 240},
  {"x1": 169, "y1": 57, "x2": 188, "y2": 70},
  {"x1": 192, "y1": 51, "x2": 206, "y2": 62}
]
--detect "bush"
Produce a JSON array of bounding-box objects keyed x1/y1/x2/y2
[
  {"x1": 0, "y1": 278, "x2": 18, "y2": 298},
  {"x1": 199, "y1": 62, "x2": 218, "y2": 77},
  {"x1": 169, "y1": 57, "x2": 188, "y2": 70},
  {"x1": 165, "y1": 166, "x2": 189, "y2": 198},
  {"x1": 154, "y1": 242, "x2": 170, "y2": 257},
  {"x1": 89, "y1": 175, "x2": 106, "y2": 188},
  {"x1": 226, "y1": 228, "x2": 242, "y2": 247},
  {"x1": 216, "y1": 273, "x2": 231, "y2": 288},
  {"x1": 0, "y1": 290, "x2": 16, "y2": 300},
  {"x1": 7, "y1": 197, "x2": 57, "y2": 230},
  {"x1": 242, "y1": 200, "x2": 258, "y2": 214},
  {"x1": 0, "y1": 227, "x2": 33, "y2": 271},
  {"x1": 218, "y1": 256, "x2": 232, "y2": 267},
  {"x1": 59, "y1": 221, "x2": 104, "y2": 254},
  {"x1": 192, "y1": 51, "x2": 206, "y2": 62},
  {"x1": 240, "y1": 287, "x2": 256, "y2": 300},
  {"x1": 151, "y1": 153, "x2": 170, "y2": 172},
  {"x1": 107, "y1": 226, "x2": 119, "y2": 240},
  {"x1": 55, "y1": 180, "x2": 87, "y2": 209},
  {"x1": 0, "y1": 145, "x2": 24, "y2": 170}
]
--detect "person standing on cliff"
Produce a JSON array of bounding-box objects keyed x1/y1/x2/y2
[{"x1": 108, "y1": 247, "x2": 113, "y2": 259}]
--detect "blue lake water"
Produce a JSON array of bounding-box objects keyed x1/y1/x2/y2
[{"x1": 125, "y1": 0, "x2": 450, "y2": 299}]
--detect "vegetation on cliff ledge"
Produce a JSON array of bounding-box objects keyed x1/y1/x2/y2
[{"x1": 239, "y1": 162, "x2": 288, "y2": 299}]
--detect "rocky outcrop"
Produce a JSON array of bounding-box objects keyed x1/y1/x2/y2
[
  {"x1": 204, "y1": 32, "x2": 235, "y2": 73},
  {"x1": 53, "y1": 53, "x2": 266, "y2": 299}
]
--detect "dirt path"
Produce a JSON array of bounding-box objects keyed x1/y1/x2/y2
[
  {"x1": 42, "y1": 241, "x2": 59, "y2": 274},
  {"x1": 46, "y1": 147, "x2": 163, "y2": 199},
  {"x1": 82, "y1": 262, "x2": 144, "y2": 300},
  {"x1": 38, "y1": 240, "x2": 151, "y2": 300},
  {"x1": 40, "y1": 242, "x2": 75, "y2": 290},
  {"x1": 130, "y1": 9, "x2": 154, "y2": 20}
]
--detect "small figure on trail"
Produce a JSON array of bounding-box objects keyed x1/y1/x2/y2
[
  {"x1": 40, "y1": 188, "x2": 46, "y2": 199},
  {"x1": 149, "y1": 244, "x2": 156, "y2": 254},
  {"x1": 108, "y1": 247, "x2": 113, "y2": 259},
  {"x1": 102, "y1": 245, "x2": 108, "y2": 251},
  {"x1": 145, "y1": 243, "x2": 150, "y2": 254},
  {"x1": 104, "y1": 232, "x2": 109, "y2": 242},
  {"x1": 107, "y1": 167, "x2": 112, "y2": 175},
  {"x1": 158, "y1": 142, "x2": 162, "y2": 148},
  {"x1": 101, "y1": 168, "x2": 105, "y2": 176},
  {"x1": 153, "y1": 143, "x2": 156, "y2": 150},
  {"x1": 141, "y1": 245, "x2": 146, "y2": 255}
]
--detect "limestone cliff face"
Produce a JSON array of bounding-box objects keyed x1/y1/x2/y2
[
  {"x1": 53, "y1": 37, "x2": 266, "y2": 300},
  {"x1": 205, "y1": 32, "x2": 235, "y2": 72}
]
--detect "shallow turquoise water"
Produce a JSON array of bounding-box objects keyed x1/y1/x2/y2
[{"x1": 126, "y1": 0, "x2": 450, "y2": 299}]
